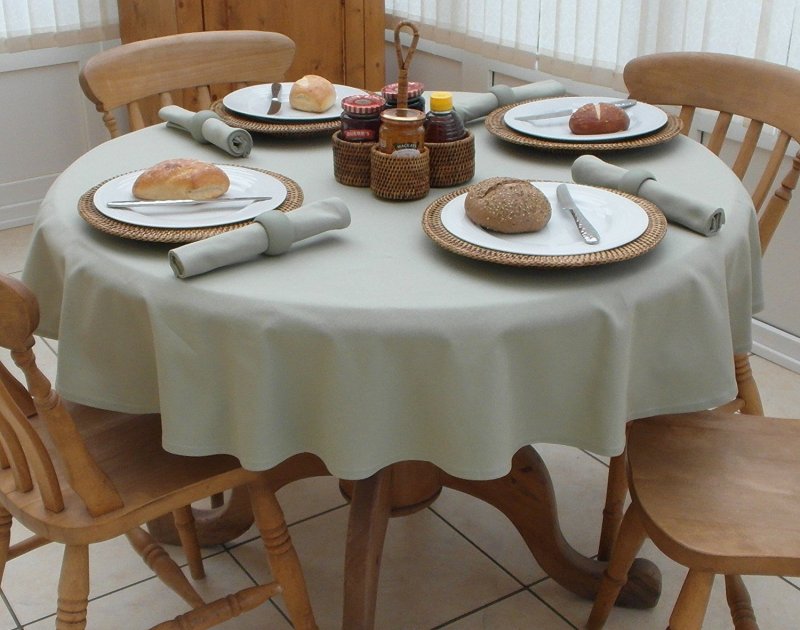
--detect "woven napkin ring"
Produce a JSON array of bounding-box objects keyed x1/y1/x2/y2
[
  {"x1": 254, "y1": 211, "x2": 294, "y2": 255},
  {"x1": 618, "y1": 168, "x2": 657, "y2": 195}
]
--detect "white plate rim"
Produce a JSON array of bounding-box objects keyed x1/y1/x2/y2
[
  {"x1": 504, "y1": 97, "x2": 669, "y2": 143},
  {"x1": 222, "y1": 82, "x2": 365, "y2": 122},
  {"x1": 439, "y1": 181, "x2": 650, "y2": 257},
  {"x1": 92, "y1": 165, "x2": 288, "y2": 229}
]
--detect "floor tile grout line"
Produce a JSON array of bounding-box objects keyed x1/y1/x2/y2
[
  {"x1": 427, "y1": 504, "x2": 530, "y2": 588},
  {"x1": 0, "y1": 589, "x2": 22, "y2": 630},
  {"x1": 221, "y1": 502, "x2": 349, "y2": 553},
  {"x1": 428, "y1": 586, "x2": 530, "y2": 628},
  {"x1": 527, "y1": 582, "x2": 581, "y2": 629},
  {"x1": 223, "y1": 546, "x2": 294, "y2": 627},
  {"x1": 581, "y1": 449, "x2": 611, "y2": 468},
  {"x1": 781, "y1": 575, "x2": 800, "y2": 592}
]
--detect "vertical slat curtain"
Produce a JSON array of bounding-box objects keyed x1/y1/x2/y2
[
  {"x1": 385, "y1": 0, "x2": 800, "y2": 90},
  {"x1": 4, "y1": 0, "x2": 800, "y2": 82},
  {"x1": 0, "y1": 0, "x2": 119, "y2": 53}
]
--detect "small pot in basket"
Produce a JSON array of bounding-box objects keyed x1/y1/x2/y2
[
  {"x1": 332, "y1": 131, "x2": 374, "y2": 188},
  {"x1": 370, "y1": 145, "x2": 430, "y2": 201},
  {"x1": 426, "y1": 130, "x2": 475, "y2": 187}
]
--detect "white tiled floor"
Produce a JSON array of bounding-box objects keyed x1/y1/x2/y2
[{"x1": 2, "y1": 223, "x2": 800, "y2": 628}]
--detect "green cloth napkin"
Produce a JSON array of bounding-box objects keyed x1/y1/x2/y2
[
  {"x1": 452, "y1": 80, "x2": 566, "y2": 123},
  {"x1": 159, "y1": 105, "x2": 253, "y2": 157},
  {"x1": 571, "y1": 155, "x2": 726, "y2": 236},
  {"x1": 168, "y1": 197, "x2": 351, "y2": 278}
]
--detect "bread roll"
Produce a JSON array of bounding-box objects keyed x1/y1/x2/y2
[
  {"x1": 569, "y1": 102, "x2": 630, "y2": 135},
  {"x1": 465, "y1": 177, "x2": 551, "y2": 234},
  {"x1": 132, "y1": 158, "x2": 230, "y2": 200},
  {"x1": 289, "y1": 75, "x2": 336, "y2": 113}
]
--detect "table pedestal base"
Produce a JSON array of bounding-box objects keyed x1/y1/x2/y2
[{"x1": 148, "y1": 446, "x2": 660, "y2": 628}]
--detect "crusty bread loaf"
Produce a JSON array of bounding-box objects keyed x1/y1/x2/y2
[
  {"x1": 289, "y1": 75, "x2": 336, "y2": 113},
  {"x1": 132, "y1": 158, "x2": 230, "y2": 201},
  {"x1": 569, "y1": 102, "x2": 630, "y2": 135},
  {"x1": 465, "y1": 177, "x2": 551, "y2": 233}
]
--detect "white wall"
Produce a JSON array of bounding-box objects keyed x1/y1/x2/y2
[{"x1": 0, "y1": 41, "x2": 114, "y2": 230}]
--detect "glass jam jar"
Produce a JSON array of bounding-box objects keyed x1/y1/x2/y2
[
  {"x1": 381, "y1": 81, "x2": 425, "y2": 112},
  {"x1": 378, "y1": 108, "x2": 426, "y2": 154},
  {"x1": 340, "y1": 94, "x2": 385, "y2": 142}
]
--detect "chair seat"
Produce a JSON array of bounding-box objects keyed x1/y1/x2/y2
[
  {"x1": 0, "y1": 402, "x2": 253, "y2": 546},
  {"x1": 628, "y1": 411, "x2": 800, "y2": 576}
]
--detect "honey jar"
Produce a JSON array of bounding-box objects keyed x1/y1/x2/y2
[{"x1": 378, "y1": 108, "x2": 426, "y2": 154}]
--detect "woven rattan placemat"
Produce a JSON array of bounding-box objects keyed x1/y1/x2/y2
[
  {"x1": 211, "y1": 101, "x2": 341, "y2": 137},
  {"x1": 422, "y1": 182, "x2": 668, "y2": 268},
  {"x1": 485, "y1": 102, "x2": 682, "y2": 152},
  {"x1": 79, "y1": 166, "x2": 304, "y2": 244}
]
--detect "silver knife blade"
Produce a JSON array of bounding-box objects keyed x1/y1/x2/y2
[
  {"x1": 107, "y1": 196, "x2": 271, "y2": 208},
  {"x1": 516, "y1": 99, "x2": 636, "y2": 122},
  {"x1": 267, "y1": 82, "x2": 282, "y2": 114},
  {"x1": 556, "y1": 184, "x2": 600, "y2": 245}
]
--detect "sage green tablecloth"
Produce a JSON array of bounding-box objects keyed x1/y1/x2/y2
[{"x1": 22, "y1": 116, "x2": 763, "y2": 480}]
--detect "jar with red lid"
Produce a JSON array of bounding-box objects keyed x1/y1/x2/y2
[
  {"x1": 381, "y1": 81, "x2": 425, "y2": 112},
  {"x1": 340, "y1": 94, "x2": 385, "y2": 143}
]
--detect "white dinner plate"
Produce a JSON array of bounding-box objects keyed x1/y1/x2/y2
[
  {"x1": 504, "y1": 96, "x2": 669, "y2": 143},
  {"x1": 93, "y1": 165, "x2": 288, "y2": 229},
  {"x1": 222, "y1": 82, "x2": 365, "y2": 122},
  {"x1": 440, "y1": 182, "x2": 649, "y2": 256}
]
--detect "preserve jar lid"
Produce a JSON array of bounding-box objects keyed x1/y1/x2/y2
[
  {"x1": 341, "y1": 94, "x2": 386, "y2": 114},
  {"x1": 380, "y1": 107, "x2": 426, "y2": 123},
  {"x1": 381, "y1": 81, "x2": 425, "y2": 99}
]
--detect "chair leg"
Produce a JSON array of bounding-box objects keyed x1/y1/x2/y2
[
  {"x1": 0, "y1": 506, "x2": 11, "y2": 584},
  {"x1": 150, "y1": 583, "x2": 281, "y2": 630},
  {"x1": 598, "y1": 449, "x2": 628, "y2": 561},
  {"x1": 725, "y1": 574, "x2": 759, "y2": 630},
  {"x1": 248, "y1": 474, "x2": 318, "y2": 630},
  {"x1": 668, "y1": 569, "x2": 714, "y2": 629},
  {"x1": 587, "y1": 503, "x2": 648, "y2": 629},
  {"x1": 734, "y1": 353, "x2": 764, "y2": 415},
  {"x1": 126, "y1": 527, "x2": 205, "y2": 609},
  {"x1": 173, "y1": 506, "x2": 205, "y2": 579},
  {"x1": 57, "y1": 544, "x2": 89, "y2": 630}
]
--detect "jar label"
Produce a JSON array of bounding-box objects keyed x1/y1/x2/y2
[{"x1": 343, "y1": 128, "x2": 377, "y2": 141}]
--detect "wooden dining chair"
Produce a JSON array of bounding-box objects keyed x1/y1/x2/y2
[
  {"x1": 587, "y1": 410, "x2": 800, "y2": 629},
  {"x1": 79, "y1": 30, "x2": 296, "y2": 136},
  {"x1": 595, "y1": 52, "x2": 800, "y2": 563},
  {"x1": 0, "y1": 274, "x2": 317, "y2": 629}
]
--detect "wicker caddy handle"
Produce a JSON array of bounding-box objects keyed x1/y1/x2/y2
[{"x1": 393, "y1": 21, "x2": 420, "y2": 109}]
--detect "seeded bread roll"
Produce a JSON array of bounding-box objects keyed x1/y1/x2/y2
[
  {"x1": 465, "y1": 177, "x2": 552, "y2": 234},
  {"x1": 289, "y1": 75, "x2": 336, "y2": 113},
  {"x1": 569, "y1": 102, "x2": 630, "y2": 135},
  {"x1": 132, "y1": 158, "x2": 230, "y2": 200}
]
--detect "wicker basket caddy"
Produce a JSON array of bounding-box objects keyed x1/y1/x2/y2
[{"x1": 333, "y1": 20, "x2": 475, "y2": 198}]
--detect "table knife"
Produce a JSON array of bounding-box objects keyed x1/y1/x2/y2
[
  {"x1": 556, "y1": 184, "x2": 600, "y2": 245},
  {"x1": 108, "y1": 196, "x2": 271, "y2": 208},
  {"x1": 267, "y1": 82, "x2": 282, "y2": 114},
  {"x1": 516, "y1": 99, "x2": 636, "y2": 122}
]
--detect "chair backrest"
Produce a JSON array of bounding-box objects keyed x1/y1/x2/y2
[
  {"x1": 0, "y1": 274, "x2": 122, "y2": 518},
  {"x1": 79, "y1": 30, "x2": 295, "y2": 137},
  {"x1": 624, "y1": 52, "x2": 800, "y2": 253}
]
